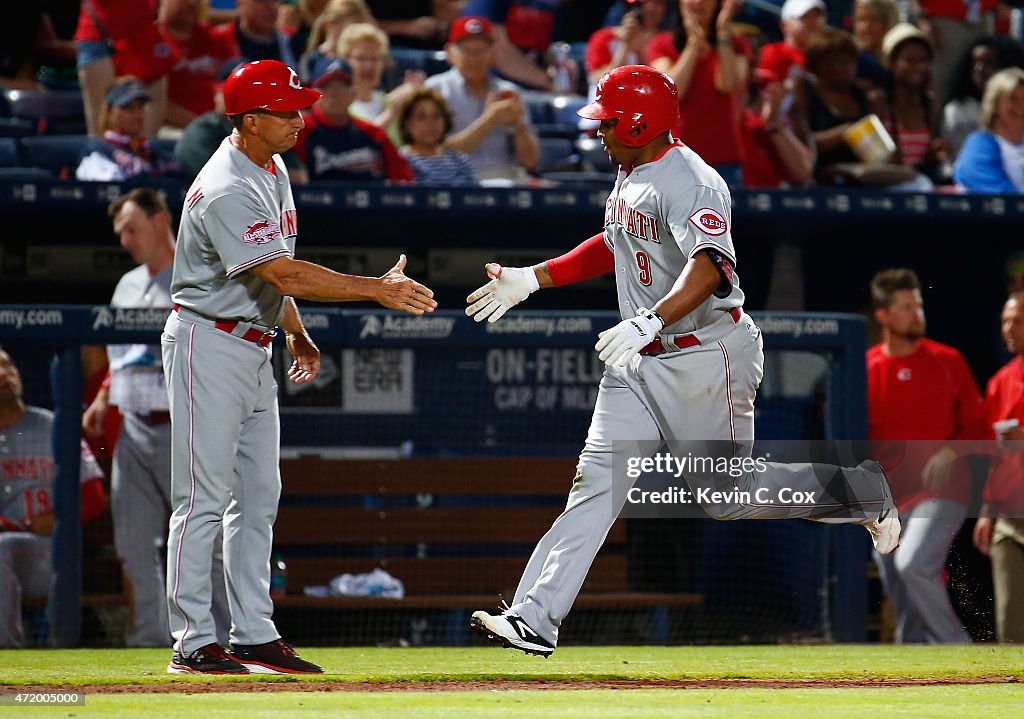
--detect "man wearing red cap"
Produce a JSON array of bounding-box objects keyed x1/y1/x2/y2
[
  {"x1": 162, "y1": 59, "x2": 436, "y2": 674},
  {"x1": 425, "y1": 16, "x2": 540, "y2": 183}
]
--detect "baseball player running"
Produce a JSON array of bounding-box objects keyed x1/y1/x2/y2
[
  {"x1": 163, "y1": 60, "x2": 436, "y2": 674},
  {"x1": 467, "y1": 66, "x2": 901, "y2": 657}
]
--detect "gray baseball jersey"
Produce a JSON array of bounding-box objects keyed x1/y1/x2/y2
[
  {"x1": 502, "y1": 142, "x2": 894, "y2": 647},
  {"x1": 1, "y1": 407, "x2": 101, "y2": 647},
  {"x1": 1, "y1": 407, "x2": 101, "y2": 525},
  {"x1": 603, "y1": 141, "x2": 742, "y2": 333},
  {"x1": 163, "y1": 136, "x2": 294, "y2": 656},
  {"x1": 108, "y1": 264, "x2": 173, "y2": 413},
  {"x1": 172, "y1": 137, "x2": 297, "y2": 328}
]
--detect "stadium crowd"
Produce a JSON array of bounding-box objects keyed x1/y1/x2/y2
[{"x1": 1, "y1": 0, "x2": 1023, "y2": 191}]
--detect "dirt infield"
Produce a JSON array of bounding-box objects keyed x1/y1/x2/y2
[{"x1": 3, "y1": 677, "x2": 1020, "y2": 694}]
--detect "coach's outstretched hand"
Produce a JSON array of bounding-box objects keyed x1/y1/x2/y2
[
  {"x1": 377, "y1": 254, "x2": 438, "y2": 314},
  {"x1": 466, "y1": 263, "x2": 540, "y2": 323}
]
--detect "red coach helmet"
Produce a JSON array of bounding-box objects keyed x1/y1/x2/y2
[
  {"x1": 577, "y1": 65, "x2": 679, "y2": 147},
  {"x1": 223, "y1": 60, "x2": 322, "y2": 116}
]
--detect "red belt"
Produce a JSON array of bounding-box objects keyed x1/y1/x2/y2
[
  {"x1": 173, "y1": 305, "x2": 277, "y2": 347},
  {"x1": 639, "y1": 307, "x2": 742, "y2": 356},
  {"x1": 135, "y1": 410, "x2": 171, "y2": 426}
]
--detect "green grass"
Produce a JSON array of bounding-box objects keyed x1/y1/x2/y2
[
  {"x1": 1, "y1": 646, "x2": 1022, "y2": 718},
  {"x1": 1, "y1": 645, "x2": 1023, "y2": 685},
  {"x1": 2, "y1": 686, "x2": 1024, "y2": 719}
]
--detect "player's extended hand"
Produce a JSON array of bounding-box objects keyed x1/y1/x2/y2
[
  {"x1": 595, "y1": 309, "x2": 664, "y2": 368},
  {"x1": 285, "y1": 330, "x2": 320, "y2": 384},
  {"x1": 921, "y1": 446, "x2": 956, "y2": 492},
  {"x1": 465, "y1": 263, "x2": 540, "y2": 322},
  {"x1": 377, "y1": 254, "x2": 438, "y2": 315}
]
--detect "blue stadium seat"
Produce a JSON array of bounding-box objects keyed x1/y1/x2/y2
[
  {"x1": 3, "y1": 89, "x2": 86, "y2": 134},
  {"x1": 540, "y1": 170, "x2": 616, "y2": 186},
  {"x1": 386, "y1": 48, "x2": 450, "y2": 88},
  {"x1": 149, "y1": 138, "x2": 178, "y2": 157},
  {"x1": 20, "y1": 135, "x2": 98, "y2": 175},
  {"x1": 549, "y1": 94, "x2": 588, "y2": 125},
  {"x1": 522, "y1": 92, "x2": 554, "y2": 125},
  {"x1": 0, "y1": 138, "x2": 19, "y2": 166},
  {"x1": 0, "y1": 166, "x2": 52, "y2": 179},
  {"x1": 538, "y1": 136, "x2": 578, "y2": 173},
  {"x1": 0, "y1": 118, "x2": 34, "y2": 138}
]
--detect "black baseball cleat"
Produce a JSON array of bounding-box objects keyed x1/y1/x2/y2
[
  {"x1": 167, "y1": 643, "x2": 250, "y2": 674},
  {"x1": 470, "y1": 610, "x2": 555, "y2": 657},
  {"x1": 228, "y1": 639, "x2": 323, "y2": 674}
]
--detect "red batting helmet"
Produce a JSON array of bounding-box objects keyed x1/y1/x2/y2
[
  {"x1": 577, "y1": 65, "x2": 679, "y2": 147},
  {"x1": 223, "y1": 60, "x2": 322, "y2": 116}
]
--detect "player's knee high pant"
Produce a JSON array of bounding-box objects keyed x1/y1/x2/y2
[
  {"x1": 510, "y1": 371, "x2": 662, "y2": 645},
  {"x1": 511, "y1": 463, "x2": 620, "y2": 644}
]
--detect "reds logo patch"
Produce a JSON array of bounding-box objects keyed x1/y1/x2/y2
[
  {"x1": 242, "y1": 221, "x2": 281, "y2": 245},
  {"x1": 689, "y1": 208, "x2": 728, "y2": 236}
]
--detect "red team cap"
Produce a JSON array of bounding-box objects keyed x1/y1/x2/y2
[
  {"x1": 577, "y1": 65, "x2": 679, "y2": 147},
  {"x1": 223, "y1": 60, "x2": 323, "y2": 116},
  {"x1": 448, "y1": 16, "x2": 494, "y2": 44}
]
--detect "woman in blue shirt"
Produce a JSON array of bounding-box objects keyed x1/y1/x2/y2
[{"x1": 953, "y1": 67, "x2": 1024, "y2": 194}]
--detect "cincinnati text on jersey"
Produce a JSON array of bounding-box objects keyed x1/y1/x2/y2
[{"x1": 604, "y1": 195, "x2": 661, "y2": 243}]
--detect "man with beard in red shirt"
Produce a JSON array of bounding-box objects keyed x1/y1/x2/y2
[{"x1": 867, "y1": 267, "x2": 988, "y2": 643}]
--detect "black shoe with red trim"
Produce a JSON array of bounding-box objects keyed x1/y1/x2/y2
[
  {"x1": 228, "y1": 639, "x2": 323, "y2": 674},
  {"x1": 167, "y1": 643, "x2": 250, "y2": 674}
]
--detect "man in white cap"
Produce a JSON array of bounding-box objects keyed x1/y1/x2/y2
[{"x1": 757, "y1": 0, "x2": 827, "y2": 84}]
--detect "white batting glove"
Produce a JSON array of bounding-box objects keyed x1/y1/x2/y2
[
  {"x1": 465, "y1": 263, "x2": 540, "y2": 323},
  {"x1": 595, "y1": 308, "x2": 665, "y2": 367}
]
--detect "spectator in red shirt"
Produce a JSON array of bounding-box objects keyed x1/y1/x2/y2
[
  {"x1": 75, "y1": 0, "x2": 173, "y2": 138},
  {"x1": 648, "y1": 0, "x2": 750, "y2": 185},
  {"x1": 159, "y1": 0, "x2": 238, "y2": 129},
  {"x1": 757, "y1": 0, "x2": 827, "y2": 86},
  {"x1": 460, "y1": 0, "x2": 556, "y2": 90},
  {"x1": 740, "y1": 69, "x2": 812, "y2": 188},
  {"x1": 867, "y1": 268, "x2": 988, "y2": 644},
  {"x1": 975, "y1": 291, "x2": 1024, "y2": 643},
  {"x1": 586, "y1": 0, "x2": 668, "y2": 88}
]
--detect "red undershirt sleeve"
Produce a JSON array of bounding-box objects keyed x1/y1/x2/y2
[{"x1": 545, "y1": 233, "x2": 614, "y2": 286}]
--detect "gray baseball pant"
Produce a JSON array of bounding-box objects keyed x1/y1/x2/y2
[{"x1": 509, "y1": 319, "x2": 890, "y2": 645}]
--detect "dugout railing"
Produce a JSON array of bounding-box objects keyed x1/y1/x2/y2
[{"x1": 0, "y1": 307, "x2": 867, "y2": 647}]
